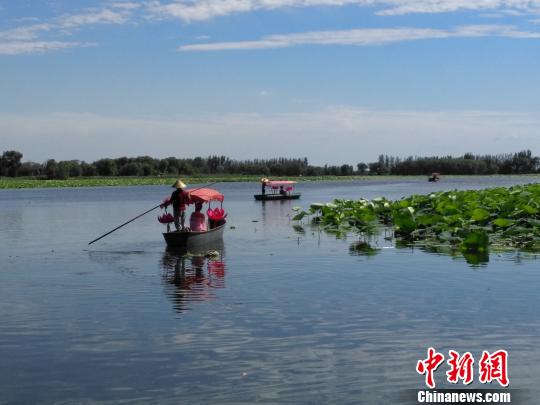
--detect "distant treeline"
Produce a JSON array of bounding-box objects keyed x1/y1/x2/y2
[
  {"x1": 370, "y1": 150, "x2": 540, "y2": 175},
  {"x1": 1, "y1": 150, "x2": 539, "y2": 179}
]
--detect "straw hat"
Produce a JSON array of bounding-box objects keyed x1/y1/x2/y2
[
  {"x1": 261, "y1": 178, "x2": 269, "y2": 183},
  {"x1": 172, "y1": 179, "x2": 187, "y2": 189}
]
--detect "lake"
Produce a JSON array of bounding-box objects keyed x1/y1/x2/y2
[{"x1": 1, "y1": 176, "x2": 539, "y2": 404}]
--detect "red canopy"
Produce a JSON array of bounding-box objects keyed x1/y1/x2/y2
[
  {"x1": 266, "y1": 180, "x2": 297, "y2": 186},
  {"x1": 187, "y1": 188, "x2": 224, "y2": 203}
]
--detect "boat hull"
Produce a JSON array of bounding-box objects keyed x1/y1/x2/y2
[
  {"x1": 254, "y1": 193, "x2": 301, "y2": 201},
  {"x1": 163, "y1": 223, "x2": 225, "y2": 248}
]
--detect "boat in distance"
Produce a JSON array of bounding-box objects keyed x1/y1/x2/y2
[
  {"x1": 254, "y1": 193, "x2": 301, "y2": 201},
  {"x1": 255, "y1": 179, "x2": 301, "y2": 201}
]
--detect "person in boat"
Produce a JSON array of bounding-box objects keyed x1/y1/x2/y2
[
  {"x1": 279, "y1": 185, "x2": 287, "y2": 196},
  {"x1": 261, "y1": 178, "x2": 268, "y2": 195},
  {"x1": 189, "y1": 201, "x2": 207, "y2": 232},
  {"x1": 170, "y1": 179, "x2": 190, "y2": 231}
]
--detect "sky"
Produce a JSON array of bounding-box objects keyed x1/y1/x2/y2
[{"x1": 0, "y1": 0, "x2": 539, "y2": 165}]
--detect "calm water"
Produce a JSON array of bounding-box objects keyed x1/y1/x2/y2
[{"x1": 1, "y1": 176, "x2": 540, "y2": 404}]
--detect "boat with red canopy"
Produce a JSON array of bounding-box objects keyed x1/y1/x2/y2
[
  {"x1": 159, "y1": 187, "x2": 227, "y2": 247},
  {"x1": 254, "y1": 179, "x2": 301, "y2": 201}
]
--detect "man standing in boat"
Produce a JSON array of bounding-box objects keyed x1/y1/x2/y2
[{"x1": 170, "y1": 179, "x2": 190, "y2": 231}]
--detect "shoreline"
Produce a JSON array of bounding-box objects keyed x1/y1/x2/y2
[{"x1": 1, "y1": 174, "x2": 539, "y2": 190}]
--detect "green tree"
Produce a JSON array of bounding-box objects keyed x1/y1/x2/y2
[
  {"x1": 81, "y1": 162, "x2": 97, "y2": 176},
  {"x1": 55, "y1": 161, "x2": 70, "y2": 180},
  {"x1": 18, "y1": 162, "x2": 42, "y2": 177},
  {"x1": 356, "y1": 162, "x2": 368, "y2": 174},
  {"x1": 44, "y1": 159, "x2": 58, "y2": 179},
  {"x1": 95, "y1": 159, "x2": 118, "y2": 176},
  {"x1": 119, "y1": 162, "x2": 141, "y2": 176},
  {"x1": 340, "y1": 164, "x2": 353, "y2": 176},
  {"x1": 0, "y1": 150, "x2": 23, "y2": 177}
]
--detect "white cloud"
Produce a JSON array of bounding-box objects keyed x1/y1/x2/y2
[
  {"x1": 374, "y1": 0, "x2": 503, "y2": 16},
  {"x1": 109, "y1": 2, "x2": 142, "y2": 11},
  {"x1": 0, "y1": 5, "x2": 137, "y2": 56},
  {"x1": 2, "y1": 1, "x2": 540, "y2": 56},
  {"x1": 146, "y1": 0, "x2": 259, "y2": 22},
  {"x1": 454, "y1": 24, "x2": 540, "y2": 38},
  {"x1": 146, "y1": 0, "x2": 540, "y2": 22},
  {"x1": 0, "y1": 24, "x2": 52, "y2": 41},
  {"x1": 178, "y1": 24, "x2": 540, "y2": 51},
  {"x1": 58, "y1": 8, "x2": 134, "y2": 29},
  {"x1": 1, "y1": 108, "x2": 538, "y2": 165},
  {"x1": 2, "y1": 0, "x2": 540, "y2": 56},
  {"x1": 0, "y1": 41, "x2": 86, "y2": 55}
]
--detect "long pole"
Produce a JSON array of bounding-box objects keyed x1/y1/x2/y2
[
  {"x1": 88, "y1": 181, "x2": 221, "y2": 245},
  {"x1": 88, "y1": 203, "x2": 162, "y2": 245}
]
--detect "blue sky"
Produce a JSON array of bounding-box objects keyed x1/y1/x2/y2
[{"x1": 1, "y1": 0, "x2": 540, "y2": 165}]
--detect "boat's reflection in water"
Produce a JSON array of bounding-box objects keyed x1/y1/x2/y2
[
  {"x1": 160, "y1": 241, "x2": 226, "y2": 313},
  {"x1": 260, "y1": 198, "x2": 296, "y2": 228}
]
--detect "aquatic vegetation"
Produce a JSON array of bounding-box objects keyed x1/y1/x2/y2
[
  {"x1": 349, "y1": 241, "x2": 381, "y2": 257},
  {"x1": 0, "y1": 175, "x2": 385, "y2": 189},
  {"x1": 0, "y1": 176, "x2": 256, "y2": 189},
  {"x1": 294, "y1": 183, "x2": 540, "y2": 255}
]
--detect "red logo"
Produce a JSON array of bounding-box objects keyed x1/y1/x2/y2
[
  {"x1": 479, "y1": 350, "x2": 509, "y2": 387},
  {"x1": 416, "y1": 347, "x2": 445, "y2": 389},
  {"x1": 447, "y1": 350, "x2": 474, "y2": 385},
  {"x1": 417, "y1": 348, "x2": 509, "y2": 388}
]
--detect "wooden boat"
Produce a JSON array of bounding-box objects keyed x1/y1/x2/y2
[
  {"x1": 428, "y1": 172, "x2": 441, "y2": 182},
  {"x1": 161, "y1": 187, "x2": 227, "y2": 248},
  {"x1": 254, "y1": 193, "x2": 301, "y2": 201},
  {"x1": 255, "y1": 180, "x2": 301, "y2": 201},
  {"x1": 163, "y1": 223, "x2": 226, "y2": 248}
]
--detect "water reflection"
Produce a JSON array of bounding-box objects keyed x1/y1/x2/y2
[
  {"x1": 160, "y1": 243, "x2": 226, "y2": 313},
  {"x1": 416, "y1": 242, "x2": 489, "y2": 267},
  {"x1": 86, "y1": 249, "x2": 151, "y2": 275},
  {"x1": 301, "y1": 223, "x2": 540, "y2": 267},
  {"x1": 260, "y1": 199, "x2": 296, "y2": 226},
  {"x1": 349, "y1": 241, "x2": 381, "y2": 257},
  {"x1": 292, "y1": 224, "x2": 305, "y2": 235}
]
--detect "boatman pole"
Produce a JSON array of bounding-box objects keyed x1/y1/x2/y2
[
  {"x1": 88, "y1": 203, "x2": 162, "y2": 245},
  {"x1": 88, "y1": 181, "x2": 220, "y2": 245}
]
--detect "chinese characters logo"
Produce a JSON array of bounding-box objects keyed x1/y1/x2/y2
[{"x1": 416, "y1": 347, "x2": 509, "y2": 388}]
